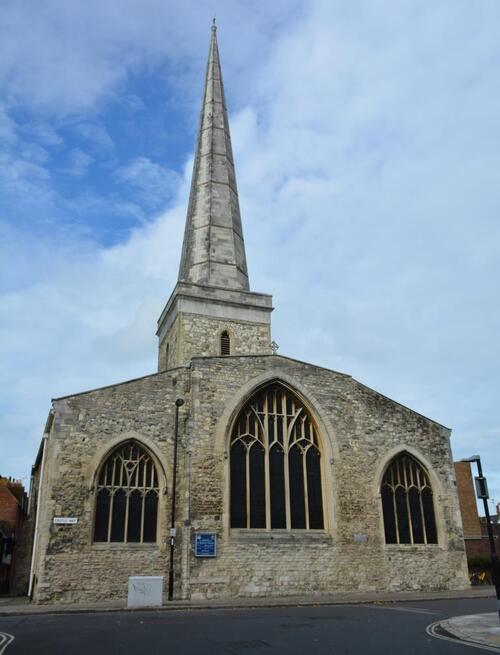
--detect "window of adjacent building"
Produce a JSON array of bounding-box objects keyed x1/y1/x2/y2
[
  {"x1": 230, "y1": 383, "x2": 324, "y2": 530},
  {"x1": 93, "y1": 441, "x2": 159, "y2": 544},
  {"x1": 380, "y1": 453, "x2": 438, "y2": 545},
  {"x1": 220, "y1": 331, "x2": 231, "y2": 356}
]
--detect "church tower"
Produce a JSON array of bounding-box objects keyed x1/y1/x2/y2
[
  {"x1": 28, "y1": 21, "x2": 468, "y2": 605},
  {"x1": 157, "y1": 23, "x2": 273, "y2": 369}
]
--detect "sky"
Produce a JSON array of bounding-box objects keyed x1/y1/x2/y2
[{"x1": 1, "y1": 0, "x2": 499, "y2": 508}]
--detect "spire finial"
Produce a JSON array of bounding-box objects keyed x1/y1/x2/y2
[{"x1": 212, "y1": 16, "x2": 216, "y2": 32}]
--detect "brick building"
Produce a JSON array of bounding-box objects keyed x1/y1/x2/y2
[
  {"x1": 0, "y1": 477, "x2": 28, "y2": 594},
  {"x1": 454, "y1": 461, "x2": 500, "y2": 563},
  {"x1": 27, "y1": 24, "x2": 469, "y2": 604}
]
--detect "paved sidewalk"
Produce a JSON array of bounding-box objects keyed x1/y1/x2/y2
[
  {"x1": 0, "y1": 585, "x2": 494, "y2": 617},
  {"x1": 430, "y1": 612, "x2": 500, "y2": 651}
]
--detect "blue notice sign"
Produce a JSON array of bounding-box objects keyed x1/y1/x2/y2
[{"x1": 195, "y1": 533, "x2": 217, "y2": 557}]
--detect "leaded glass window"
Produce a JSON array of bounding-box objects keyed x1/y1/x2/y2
[
  {"x1": 94, "y1": 441, "x2": 159, "y2": 543},
  {"x1": 230, "y1": 383, "x2": 324, "y2": 530},
  {"x1": 380, "y1": 453, "x2": 438, "y2": 545}
]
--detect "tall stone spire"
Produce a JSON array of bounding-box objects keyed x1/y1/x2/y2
[
  {"x1": 178, "y1": 21, "x2": 249, "y2": 290},
  {"x1": 156, "y1": 24, "x2": 272, "y2": 370}
]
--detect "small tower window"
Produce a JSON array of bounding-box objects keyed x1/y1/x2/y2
[{"x1": 220, "y1": 331, "x2": 231, "y2": 356}]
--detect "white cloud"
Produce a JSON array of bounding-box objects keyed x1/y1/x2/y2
[
  {"x1": 1, "y1": 0, "x2": 499, "y2": 503},
  {"x1": 0, "y1": 104, "x2": 17, "y2": 143},
  {"x1": 231, "y1": 0, "x2": 500, "y2": 491},
  {"x1": 0, "y1": 0, "x2": 299, "y2": 115},
  {"x1": 62, "y1": 147, "x2": 94, "y2": 177},
  {"x1": 0, "y1": 151, "x2": 50, "y2": 194},
  {"x1": 23, "y1": 121, "x2": 63, "y2": 146},
  {"x1": 115, "y1": 157, "x2": 181, "y2": 207},
  {"x1": 70, "y1": 121, "x2": 114, "y2": 151},
  {"x1": 0, "y1": 104, "x2": 55, "y2": 210},
  {"x1": 0, "y1": 189, "x2": 189, "y2": 480}
]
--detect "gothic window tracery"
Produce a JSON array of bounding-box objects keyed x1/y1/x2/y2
[
  {"x1": 93, "y1": 441, "x2": 159, "y2": 543},
  {"x1": 380, "y1": 452, "x2": 438, "y2": 544},
  {"x1": 230, "y1": 383, "x2": 324, "y2": 530}
]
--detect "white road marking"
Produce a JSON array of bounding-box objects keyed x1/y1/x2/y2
[
  {"x1": 362, "y1": 604, "x2": 439, "y2": 615},
  {"x1": 0, "y1": 632, "x2": 15, "y2": 655},
  {"x1": 427, "y1": 620, "x2": 500, "y2": 653}
]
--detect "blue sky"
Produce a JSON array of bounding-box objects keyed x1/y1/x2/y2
[{"x1": 1, "y1": 0, "x2": 499, "y2": 508}]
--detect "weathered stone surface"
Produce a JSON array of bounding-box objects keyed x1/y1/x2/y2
[
  {"x1": 30, "y1": 355, "x2": 468, "y2": 604},
  {"x1": 159, "y1": 313, "x2": 271, "y2": 369},
  {"x1": 178, "y1": 24, "x2": 248, "y2": 290},
  {"x1": 156, "y1": 282, "x2": 273, "y2": 369},
  {"x1": 27, "y1": 25, "x2": 468, "y2": 606}
]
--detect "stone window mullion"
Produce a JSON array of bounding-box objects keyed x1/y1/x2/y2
[
  {"x1": 93, "y1": 441, "x2": 160, "y2": 544},
  {"x1": 302, "y1": 447, "x2": 310, "y2": 530},
  {"x1": 230, "y1": 383, "x2": 324, "y2": 532},
  {"x1": 381, "y1": 453, "x2": 438, "y2": 546}
]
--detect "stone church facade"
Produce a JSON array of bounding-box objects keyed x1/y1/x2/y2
[{"x1": 28, "y1": 25, "x2": 468, "y2": 604}]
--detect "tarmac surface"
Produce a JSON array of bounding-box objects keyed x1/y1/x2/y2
[
  {"x1": 0, "y1": 587, "x2": 498, "y2": 654},
  {"x1": 0, "y1": 585, "x2": 494, "y2": 616}
]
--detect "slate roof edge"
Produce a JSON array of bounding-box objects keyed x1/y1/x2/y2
[
  {"x1": 191, "y1": 354, "x2": 451, "y2": 430},
  {"x1": 50, "y1": 353, "x2": 450, "y2": 431},
  {"x1": 350, "y1": 378, "x2": 451, "y2": 432},
  {"x1": 190, "y1": 353, "x2": 350, "y2": 378},
  {"x1": 51, "y1": 365, "x2": 190, "y2": 402}
]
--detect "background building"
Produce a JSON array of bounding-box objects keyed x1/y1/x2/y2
[
  {"x1": 454, "y1": 460, "x2": 500, "y2": 565},
  {"x1": 0, "y1": 476, "x2": 28, "y2": 595}
]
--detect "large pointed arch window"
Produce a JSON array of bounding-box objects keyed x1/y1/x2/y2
[
  {"x1": 230, "y1": 383, "x2": 324, "y2": 530},
  {"x1": 93, "y1": 441, "x2": 160, "y2": 543},
  {"x1": 380, "y1": 452, "x2": 438, "y2": 545}
]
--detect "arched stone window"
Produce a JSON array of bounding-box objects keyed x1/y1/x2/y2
[
  {"x1": 220, "y1": 330, "x2": 231, "y2": 356},
  {"x1": 380, "y1": 452, "x2": 438, "y2": 544},
  {"x1": 93, "y1": 441, "x2": 159, "y2": 543},
  {"x1": 230, "y1": 383, "x2": 324, "y2": 530}
]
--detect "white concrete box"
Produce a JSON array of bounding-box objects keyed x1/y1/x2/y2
[{"x1": 127, "y1": 576, "x2": 163, "y2": 608}]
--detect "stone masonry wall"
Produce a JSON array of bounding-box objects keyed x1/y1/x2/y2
[
  {"x1": 158, "y1": 315, "x2": 180, "y2": 371},
  {"x1": 32, "y1": 368, "x2": 191, "y2": 603},
  {"x1": 160, "y1": 312, "x2": 271, "y2": 369},
  {"x1": 185, "y1": 354, "x2": 468, "y2": 599},
  {"x1": 32, "y1": 354, "x2": 468, "y2": 604}
]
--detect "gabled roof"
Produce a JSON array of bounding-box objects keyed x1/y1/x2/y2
[{"x1": 50, "y1": 353, "x2": 449, "y2": 431}]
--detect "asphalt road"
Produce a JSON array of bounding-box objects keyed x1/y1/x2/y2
[{"x1": 0, "y1": 597, "x2": 495, "y2": 655}]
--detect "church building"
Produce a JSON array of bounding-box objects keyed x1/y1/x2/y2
[{"x1": 27, "y1": 24, "x2": 468, "y2": 604}]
